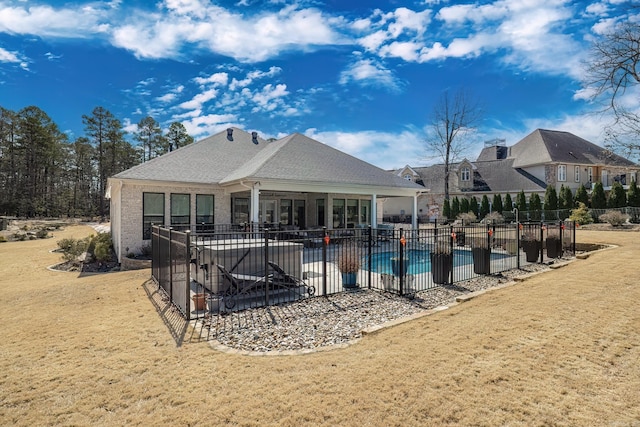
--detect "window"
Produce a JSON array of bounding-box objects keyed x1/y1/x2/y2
[
  {"x1": 588, "y1": 167, "x2": 593, "y2": 183},
  {"x1": 360, "y1": 200, "x2": 371, "y2": 224},
  {"x1": 347, "y1": 199, "x2": 358, "y2": 227},
  {"x1": 403, "y1": 174, "x2": 412, "y2": 181},
  {"x1": 196, "y1": 194, "x2": 214, "y2": 225},
  {"x1": 602, "y1": 170, "x2": 609, "y2": 186},
  {"x1": 333, "y1": 199, "x2": 345, "y2": 228},
  {"x1": 631, "y1": 172, "x2": 637, "y2": 183},
  {"x1": 294, "y1": 200, "x2": 305, "y2": 228},
  {"x1": 461, "y1": 167, "x2": 470, "y2": 182},
  {"x1": 170, "y1": 194, "x2": 190, "y2": 226},
  {"x1": 558, "y1": 164, "x2": 567, "y2": 182},
  {"x1": 280, "y1": 199, "x2": 292, "y2": 225},
  {"x1": 232, "y1": 198, "x2": 249, "y2": 224},
  {"x1": 316, "y1": 199, "x2": 325, "y2": 227},
  {"x1": 143, "y1": 192, "x2": 164, "y2": 240},
  {"x1": 574, "y1": 166, "x2": 580, "y2": 182}
]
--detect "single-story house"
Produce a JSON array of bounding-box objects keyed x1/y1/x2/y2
[{"x1": 107, "y1": 128, "x2": 426, "y2": 262}]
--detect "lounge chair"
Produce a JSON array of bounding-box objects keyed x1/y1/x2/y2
[
  {"x1": 215, "y1": 264, "x2": 271, "y2": 309},
  {"x1": 267, "y1": 261, "x2": 316, "y2": 297}
]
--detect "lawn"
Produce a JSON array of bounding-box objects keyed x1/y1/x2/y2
[{"x1": 0, "y1": 224, "x2": 639, "y2": 426}]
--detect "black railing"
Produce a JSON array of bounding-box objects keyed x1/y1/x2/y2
[{"x1": 151, "y1": 221, "x2": 576, "y2": 323}]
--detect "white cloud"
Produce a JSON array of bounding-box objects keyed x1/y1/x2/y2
[
  {"x1": 339, "y1": 58, "x2": 402, "y2": 92},
  {"x1": 251, "y1": 83, "x2": 289, "y2": 112},
  {"x1": 304, "y1": 128, "x2": 424, "y2": 170},
  {"x1": 111, "y1": 4, "x2": 344, "y2": 62},
  {"x1": 178, "y1": 88, "x2": 218, "y2": 110},
  {"x1": 0, "y1": 3, "x2": 110, "y2": 37},
  {"x1": 180, "y1": 113, "x2": 239, "y2": 138},
  {"x1": 156, "y1": 84, "x2": 184, "y2": 103},
  {"x1": 194, "y1": 72, "x2": 228, "y2": 86},
  {"x1": 0, "y1": 46, "x2": 21, "y2": 63}
]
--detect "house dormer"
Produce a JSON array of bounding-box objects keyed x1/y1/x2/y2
[
  {"x1": 457, "y1": 159, "x2": 475, "y2": 190},
  {"x1": 396, "y1": 165, "x2": 420, "y2": 183}
]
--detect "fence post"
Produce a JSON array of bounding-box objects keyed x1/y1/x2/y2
[
  {"x1": 367, "y1": 225, "x2": 372, "y2": 290},
  {"x1": 449, "y1": 225, "x2": 454, "y2": 284},
  {"x1": 322, "y1": 227, "x2": 327, "y2": 296},
  {"x1": 185, "y1": 230, "x2": 191, "y2": 321},
  {"x1": 572, "y1": 220, "x2": 576, "y2": 255},
  {"x1": 399, "y1": 228, "x2": 404, "y2": 296},
  {"x1": 264, "y1": 229, "x2": 270, "y2": 306},
  {"x1": 539, "y1": 223, "x2": 544, "y2": 264},
  {"x1": 516, "y1": 222, "x2": 521, "y2": 269},
  {"x1": 168, "y1": 227, "x2": 173, "y2": 301}
]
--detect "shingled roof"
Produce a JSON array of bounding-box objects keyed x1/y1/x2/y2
[
  {"x1": 113, "y1": 128, "x2": 423, "y2": 191},
  {"x1": 510, "y1": 129, "x2": 636, "y2": 168}
]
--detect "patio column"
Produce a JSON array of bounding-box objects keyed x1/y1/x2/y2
[
  {"x1": 250, "y1": 183, "x2": 260, "y2": 226},
  {"x1": 371, "y1": 194, "x2": 377, "y2": 228},
  {"x1": 412, "y1": 193, "x2": 418, "y2": 229}
]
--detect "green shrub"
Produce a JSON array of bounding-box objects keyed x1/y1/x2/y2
[
  {"x1": 93, "y1": 233, "x2": 113, "y2": 261},
  {"x1": 569, "y1": 202, "x2": 593, "y2": 225},
  {"x1": 57, "y1": 237, "x2": 90, "y2": 262},
  {"x1": 0, "y1": 235, "x2": 7, "y2": 243},
  {"x1": 35, "y1": 229, "x2": 49, "y2": 239}
]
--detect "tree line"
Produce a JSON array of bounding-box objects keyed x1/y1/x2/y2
[
  {"x1": 0, "y1": 105, "x2": 194, "y2": 219},
  {"x1": 443, "y1": 181, "x2": 640, "y2": 221}
]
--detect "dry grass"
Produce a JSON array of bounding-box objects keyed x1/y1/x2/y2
[{"x1": 1, "y1": 224, "x2": 639, "y2": 426}]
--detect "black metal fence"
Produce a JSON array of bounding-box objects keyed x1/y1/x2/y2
[{"x1": 150, "y1": 221, "x2": 576, "y2": 321}]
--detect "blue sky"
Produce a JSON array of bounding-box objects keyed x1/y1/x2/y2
[{"x1": 0, "y1": 0, "x2": 637, "y2": 169}]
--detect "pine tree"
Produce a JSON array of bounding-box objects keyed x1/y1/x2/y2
[
  {"x1": 627, "y1": 179, "x2": 640, "y2": 207},
  {"x1": 469, "y1": 196, "x2": 479, "y2": 216},
  {"x1": 442, "y1": 198, "x2": 451, "y2": 220},
  {"x1": 607, "y1": 181, "x2": 627, "y2": 208},
  {"x1": 530, "y1": 193, "x2": 542, "y2": 211},
  {"x1": 504, "y1": 193, "x2": 513, "y2": 212},
  {"x1": 451, "y1": 196, "x2": 460, "y2": 219},
  {"x1": 544, "y1": 186, "x2": 558, "y2": 210},
  {"x1": 591, "y1": 181, "x2": 606, "y2": 209},
  {"x1": 479, "y1": 195, "x2": 490, "y2": 219},
  {"x1": 516, "y1": 190, "x2": 527, "y2": 212},
  {"x1": 165, "y1": 122, "x2": 194, "y2": 151},
  {"x1": 574, "y1": 184, "x2": 589, "y2": 207},
  {"x1": 460, "y1": 197, "x2": 470, "y2": 213},
  {"x1": 492, "y1": 194, "x2": 503, "y2": 214}
]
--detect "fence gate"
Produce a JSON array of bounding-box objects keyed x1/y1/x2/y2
[{"x1": 151, "y1": 226, "x2": 191, "y2": 319}]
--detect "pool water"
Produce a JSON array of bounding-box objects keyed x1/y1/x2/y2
[{"x1": 363, "y1": 249, "x2": 508, "y2": 274}]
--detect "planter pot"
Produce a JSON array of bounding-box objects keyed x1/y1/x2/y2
[
  {"x1": 391, "y1": 257, "x2": 409, "y2": 277},
  {"x1": 430, "y1": 253, "x2": 453, "y2": 285},
  {"x1": 472, "y1": 247, "x2": 491, "y2": 275},
  {"x1": 546, "y1": 237, "x2": 563, "y2": 258},
  {"x1": 192, "y1": 293, "x2": 207, "y2": 311},
  {"x1": 341, "y1": 272, "x2": 358, "y2": 288},
  {"x1": 522, "y1": 240, "x2": 541, "y2": 263}
]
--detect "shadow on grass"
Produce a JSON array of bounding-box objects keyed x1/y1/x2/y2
[{"x1": 142, "y1": 278, "x2": 189, "y2": 347}]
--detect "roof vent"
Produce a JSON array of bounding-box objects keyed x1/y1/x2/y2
[
  {"x1": 251, "y1": 131, "x2": 259, "y2": 144},
  {"x1": 226, "y1": 128, "x2": 233, "y2": 141}
]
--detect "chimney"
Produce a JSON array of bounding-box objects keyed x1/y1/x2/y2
[
  {"x1": 251, "y1": 131, "x2": 259, "y2": 144},
  {"x1": 226, "y1": 128, "x2": 233, "y2": 141}
]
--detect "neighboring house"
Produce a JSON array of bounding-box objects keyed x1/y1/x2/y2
[
  {"x1": 385, "y1": 129, "x2": 640, "y2": 220},
  {"x1": 107, "y1": 128, "x2": 426, "y2": 262}
]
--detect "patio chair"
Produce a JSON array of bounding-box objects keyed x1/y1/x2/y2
[
  {"x1": 216, "y1": 264, "x2": 270, "y2": 309},
  {"x1": 267, "y1": 261, "x2": 316, "y2": 297}
]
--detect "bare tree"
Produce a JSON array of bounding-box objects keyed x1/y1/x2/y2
[
  {"x1": 425, "y1": 89, "x2": 481, "y2": 202},
  {"x1": 584, "y1": 19, "x2": 640, "y2": 159}
]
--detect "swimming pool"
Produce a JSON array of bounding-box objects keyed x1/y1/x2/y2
[{"x1": 363, "y1": 249, "x2": 508, "y2": 274}]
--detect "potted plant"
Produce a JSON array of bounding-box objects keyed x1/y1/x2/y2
[
  {"x1": 337, "y1": 243, "x2": 361, "y2": 288},
  {"x1": 521, "y1": 231, "x2": 541, "y2": 263},
  {"x1": 546, "y1": 228, "x2": 563, "y2": 258},
  {"x1": 471, "y1": 235, "x2": 491, "y2": 275},
  {"x1": 192, "y1": 293, "x2": 207, "y2": 311},
  {"x1": 430, "y1": 240, "x2": 453, "y2": 285}
]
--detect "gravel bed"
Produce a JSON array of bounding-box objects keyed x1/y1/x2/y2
[{"x1": 197, "y1": 263, "x2": 553, "y2": 353}]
